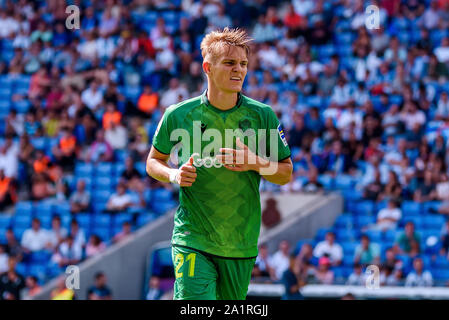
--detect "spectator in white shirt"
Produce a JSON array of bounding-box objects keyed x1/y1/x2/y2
[
  {"x1": 0, "y1": 245, "x2": 9, "y2": 274},
  {"x1": 105, "y1": 121, "x2": 128, "y2": 150},
  {"x1": 270, "y1": 240, "x2": 291, "y2": 280},
  {"x1": 106, "y1": 182, "x2": 133, "y2": 213},
  {"x1": 420, "y1": 0, "x2": 441, "y2": 30},
  {"x1": 313, "y1": 232, "x2": 343, "y2": 266},
  {"x1": 51, "y1": 235, "x2": 83, "y2": 268},
  {"x1": 405, "y1": 257, "x2": 433, "y2": 287},
  {"x1": 365, "y1": 199, "x2": 402, "y2": 232},
  {"x1": 434, "y1": 37, "x2": 449, "y2": 63},
  {"x1": 435, "y1": 91, "x2": 449, "y2": 121},
  {"x1": 0, "y1": 136, "x2": 19, "y2": 179},
  {"x1": 337, "y1": 101, "x2": 363, "y2": 131},
  {"x1": 399, "y1": 101, "x2": 426, "y2": 132},
  {"x1": 69, "y1": 219, "x2": 86, "y2": 250},
  {"x1": 46, "y1": 216, "x2": 68, "y2": 251},
  {"x1": 21, "y1": 218, "x2": 50, "y2": 254},
  {"x1": 81, "y1": 80, "x2": 104, "y2": 111},
  {"x1": 253, "y1": 243, "x2": 276, "y2": 280},
  {"x1": 331, "y1": 77, "x2": 352, "y2": 106},
  {"x1": 160, "y1": 78, "x2": 188, "y2": 109},
  {"x1": 346, "y1": 263, "x2": 367, "y2": 286}
]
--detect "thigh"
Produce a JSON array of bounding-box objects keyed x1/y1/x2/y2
[
  {"x1": 215, "y1": 257, "x2": 256, "y2": 300},
  {"x1": 172, "y1": 246, "x2": 218, "y2": 300}
]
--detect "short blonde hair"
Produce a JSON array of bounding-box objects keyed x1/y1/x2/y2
[{"x1": 200, "y1": 27, "x2": 252, "y2": 63}]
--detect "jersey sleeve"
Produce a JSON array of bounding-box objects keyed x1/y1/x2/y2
[
  {"x1": 265, "y1": 108, "x2": 291, "y2": 162},
  {"x1": 152, "y1": 108, "x2": 176, "y2": 155}
]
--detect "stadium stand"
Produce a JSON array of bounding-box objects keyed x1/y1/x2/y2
[{"x1": 1, "y1": 0, "x2": 449, "y2": 300}]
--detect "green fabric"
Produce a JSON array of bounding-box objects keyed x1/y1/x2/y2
[
  {"x1": 153, "y1": 91, "x2": 291, "y2": 258},
  {"x1": 395, "y1": 232, "x2": 421, "y2": 253},
  {"x1": 172, "y1": 245, "x2": 255, "y2": 300},
  {"x1": 354, "y1": 243, "x2": 380, "y2": 264}
]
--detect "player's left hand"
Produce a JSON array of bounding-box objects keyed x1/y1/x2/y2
[{"x1": 216, "y1": 138, "x2": 266, "y2": 172}]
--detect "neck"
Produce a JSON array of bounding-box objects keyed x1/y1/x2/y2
[{"x1": 207, "y1": 86, "x2": 239, "y2": 111}]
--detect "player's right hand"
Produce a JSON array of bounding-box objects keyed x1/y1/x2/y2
[{"x1": 175, "y1": 156, "x2": 197, "y2": 187}]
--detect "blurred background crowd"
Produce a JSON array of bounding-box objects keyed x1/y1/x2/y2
[{"x1": 1, "y1": 0, "x2": 449, "y2": 299}]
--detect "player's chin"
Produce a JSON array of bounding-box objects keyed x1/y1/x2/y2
[{"x1": 225, "y1": 84, "x2": 243, "y2": 93}]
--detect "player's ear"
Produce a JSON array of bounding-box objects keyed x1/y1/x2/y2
[{"x1": 203, "y1": 61, "x2": 211, "y2": 74}]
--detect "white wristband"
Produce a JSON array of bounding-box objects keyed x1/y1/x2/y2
[{"x1": 169, "y1": 169, "x2": 180, "y2": 185}]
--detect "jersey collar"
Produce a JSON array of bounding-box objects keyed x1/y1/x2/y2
[{"x1": 201, "y1": 89, "x2": 243, "y2": 113}]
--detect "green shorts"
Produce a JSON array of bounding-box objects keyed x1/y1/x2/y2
[{"x1": 172, "y1": 245, "x2": 256, "y2": 300}]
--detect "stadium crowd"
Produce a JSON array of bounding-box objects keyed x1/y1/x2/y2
[{"x1": 1, "y1": 0, "x2": 449, "y2": 299}]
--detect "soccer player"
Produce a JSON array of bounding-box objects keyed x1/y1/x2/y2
[{"x1": 146, "y1": 27, "x2": 293, "y2": 300}]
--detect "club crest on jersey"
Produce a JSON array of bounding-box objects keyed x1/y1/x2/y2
[
  {"x1": 278, "y1": 124, "x2": 288, "y2": 147},
  {"x1": 238, "y1": 119, "x2": 251, "y2": 132}
]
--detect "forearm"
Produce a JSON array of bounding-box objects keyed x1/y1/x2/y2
[
  {"x1": 252, "y1": 157, "x2": 293, "y2": 185},
  {"x1": 146, "y1": 158, "x2": 175, "y2": 183}
]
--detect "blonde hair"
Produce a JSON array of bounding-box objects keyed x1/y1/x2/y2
[{"x1": 200, "y1": 27, "x2": 252, "y2": 63}]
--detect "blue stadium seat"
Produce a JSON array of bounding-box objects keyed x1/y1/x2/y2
[
  {"x1": 75, "y1": 162, "x2": 94, "y2": 177},
  {"x1": 91, "y1": 226, "x2": 111, "y2": 242},
  {"x1": 13, "y1": 100, "x2": 30, "y2": 113},
  {"x1": 15, "y1": 262, "x2": 28, "y2": 276},
  {"x1": 0, "y1": 216, "x2": 12, "y2": 229},
  {"x1": 152, "y1": 201, "x2": 176, "y2": 215},
  {"x1": 60, "y1": 212, "x2": 72, "y2": 230},
  {"x1": 29, "y1": 251, "x2": 52, "y2": 264},
  {"x1": 13, "y1": 226, "x2": 27, "y2": 240},
  {"x1": 355, "y1": 215, "x2": 376, "y2": 229},
  {"x1": 28, "y1": 263, "x2": 47, "y2": 283},
  {"x1": 432, "y1": 256, "x2": 449, "y2": 269},
  {"x1": 422, "y1": 215, "x2": 446, "y2": 230},
  {"x1": 113, "y1": 213, "x2": 133, "y2": 228},
  {"x1": 400, "y1": 216, "x2": 423, "y2": 229},
  {"x1": 314, "y1": 227, "x2": 333, "y2": 241},
  {"x1": 432, "y1": 268, "x2": 449, "y2": 281},
  {"x1": 75, "y1": 213, "x2": 92, "y2": 231},
  {"x1": 35, "y1": 201, "x2": 54, "y2": 217},
  {"x1": 0, "y1": 229, "x2": 6, "y2": 244},
  {"x1": 92, "y1": 202, "x2": 107, "y2": 214},
  {"x1": 94, "y1": 176, "x2": 113, "y2": 191},
  {"x1": 335, "y1": 174, "x2": 356, "y2": 190},
  {"x1": 363, "y1": 230, "x2": 382, "y2": 243},
  {"x1": 95, "y1": 162, "x2": 113, "y2": 177},
  {"x1": 342, "y1": 255, "x2": 355, "y2": 267},
  {"x1": 15, "y1": 201, "x2": 34, "y2": 216},
  {"x1": 0, "y1": 99, "x2": 11, "y2": 111},
  {"x1": 336, "y1": 229, "x2": 357, "y2": 242},
  {"x1": 92, "y1": 214, "x2": 112, "y2": 229},
  {"x1": 375, "y1": 200, "x2": 388, "y2": 212},
  {"x1": 317, "y1": 174, "x2": 334, "y2": 190},
  {"x1": 13, "y1": 215, "x2": 32, "y2": 228},
  {"x1": 135, "y1": 162, "x2": 146, "y2": 176},
  {"x1": 152, "y1": 188, "x2": 172, "y2": 202},
  {"x1": 402, "y1": 201, "x2": 422, "y2": 216},
  {"x1": 53, "y1": 202, "x2": 71, "y2": 216},
  {"x1": 30, "y1": 137, "x2": 47, "y2": 151},
  {"x1": 335, "y1": 32, "x2": 354, "y2": 45},
  {"x1": 355, "y1": 201, "x2": 375, "y2": 216},
  {"x1": 137, "y1": 213, "x2": 156, "y2": 228},
  {"x1": 423, "y1": 201, "x2": 442, "y2": 214},
  {"x1": 332, "y1": 267, "x2": 345, "y2": 279},
  {"x1": 341, "y1": 241, "x2": 357, "y2": 256},
  {"x1": 37, "y1": 214, "x2": 52, "y2": 229},
  {"x1": 92, "y1": 189, "x2": 111, "y2": 204},
  {"x1": 114, "y1": 163, "x2": 126, "y2": 177},
  {"x1": 335, "y1": 214, "x2": 354, "y2": 230},
  {"x1": 382, "y1": 229, "x2": 396, "y2": 243}
]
